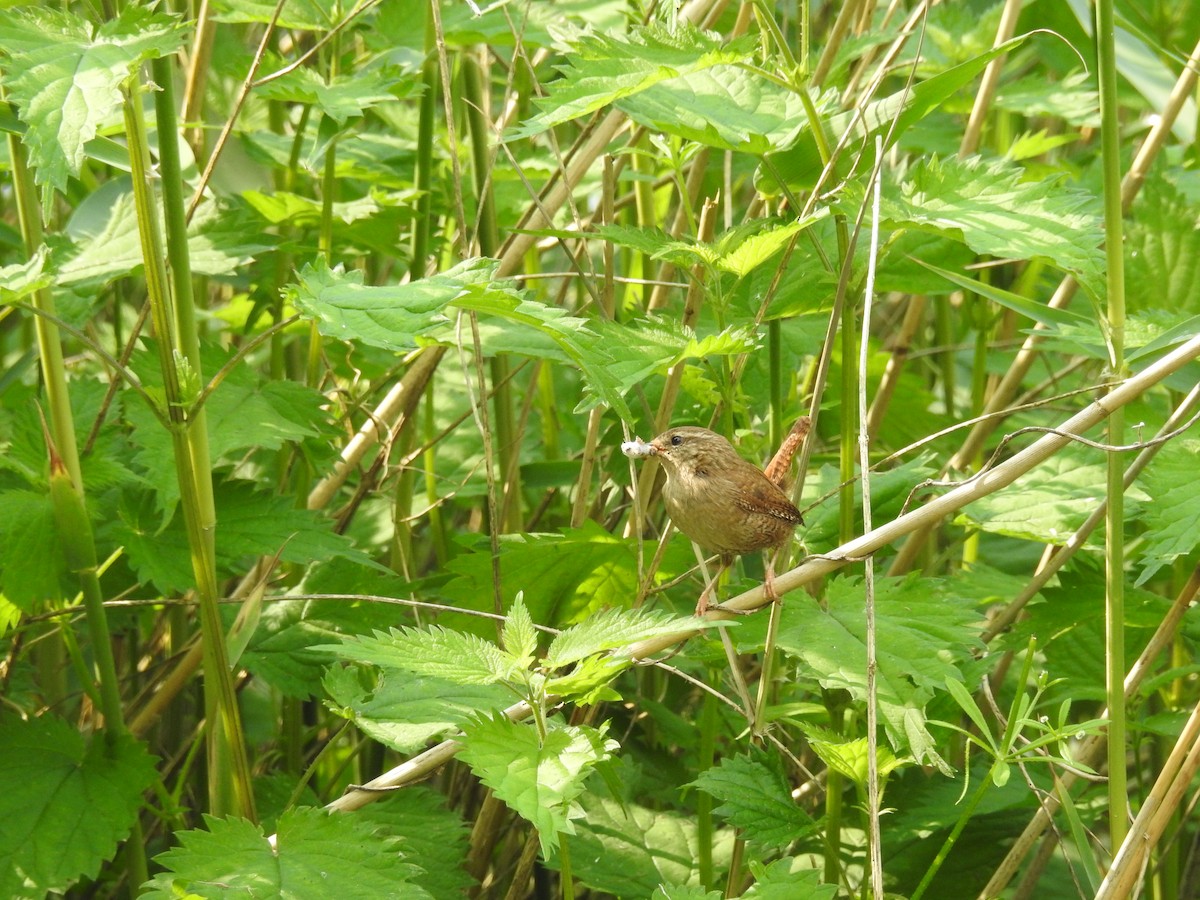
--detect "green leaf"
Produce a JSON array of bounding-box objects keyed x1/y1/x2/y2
[
  {"x1": 115, "y1": 479, "x2": 377, "y2": 595},
  {"x1": 545, "y1": 606, "x2": 702, "y2": 668},
  {"x1": 1135, "y1": 438, "x2": 1200, "y2": 585},
  {"x1": 558, "y1": 795, "x2": 736, "y2": 896},
  {"x1": 0, "y1": 247, "x2": 52, "y2": 302},
  {"x1": 509, "y1": 23, "x2": 761, "y2": 142},
  {"x1": 326, "y1": 625, "x2": 520, "y2": 686},
  {"x1": 125, "y1": 341, "x2": 331, "y2": 518},
  {"x1": 142, "y1": 807, "x2": 431, "y2": 899},
  {"x1": 760, "y1": 33, "x2": 1036, "y2": 191},
  {"x1": 357, "y1": 787, "x2": 475, "y2": 898},
  {"x1": 0, "y1": 7, "x2": 186, "y2": 196},
  {"x1": 211, "y1": 0, "x2": 339, "y2": 29},
  {"x1": 743, "y1": 860, "x2": 838, "y2": 899},
  {"x1": 285, "y1": 256, "x2": 494, "y2": 349},
  {"x1": 862, "y1": 156, "x2": 1105, "y2": 299},
  {"x1": 458, "y1": 714, "x2": 617, "y2": 855},
  {"x1": 960, "y1": 449, "x2": 1146, "y2": 544},
  {"x1": 439, "y1": 525, "x2": 641, "y2": 630},
  {"x1": 0, "y1": 490, "x2": 67, "y2": 611},
  {"x1": 1127, "y1": 176, "x2": 1200, "y2": 314},
  {"x1": 56, "y1": 183, "x2": 268, "y2": 287},
  {"x1": 804, "y1": 732, "x2": 909, "y2": 788},
  {"x1": 502, "y1": 593, "x2": 539, "y2": 668},
  {"x1": 0, "y1": 715, "x2": 157, "y2": 899},
  {"x1": 690, "y1": 749, "x2": 818, "y2": 850},
  {"x1": 324, "y1": 665, "x2": 513, "y2": 754},
  {"x1": 257, "y1": 65, "x2": 415, "y2": 123},
  {"x1": 748, "y1": 575, "x2": 984, "y2": 770}
]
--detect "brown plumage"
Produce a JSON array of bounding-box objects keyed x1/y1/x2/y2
[{"x1": 648, "y1": 426, "x2": 804, "y2": 615}]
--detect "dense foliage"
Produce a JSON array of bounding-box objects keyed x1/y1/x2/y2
[{"x1": 2, "y1": 0, "x2": 1200, "y2": 897}]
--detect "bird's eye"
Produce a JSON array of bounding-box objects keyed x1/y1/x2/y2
[{"x1": 671, "y1": 434, "x2": 683, "y2": 446}]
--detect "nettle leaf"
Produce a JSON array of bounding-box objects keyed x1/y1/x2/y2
[
  {"x1": 287, "y1": 256, "x2": 495, "y2": 347},
  {"x1": 115, "y1": 478, "x2": 375, "y2": 595},
  {"x1": 0, "y1": 715, "x2": 157, "y2": 899},
  {"x1": 56, "y1": 182, "x2": 266, "y2": 287},
  {"x1": 0, "y1": 490, "x2": 67, "y2": 611},
  {"x1": 1127, "y1": 176, "x2": 1200, "y2": 314},
  {"x1": 440, "y1": 524, "x2": 640, "y2": 628},
  {"x1": 502, "y1": 593, "x2": 539, "y2": 668},
  {"x1": 0, "y1": 7, "x2": 186, "y2": 196},
  {"x1": 211, "y1": 0, "x2": 339, "y2": 30},
  {"x1": 357, "y1": 788, "x2": 474, "y2": 898},
  {"x1": 545, "y1": 606, "x2": 703, "y2": 669},
  {"x1": 1135, "y1": 438, "x2": 1200, "y2": 585},
  {"x1": 960, "y1": 448, "x2": 1147, "y2": 544},
  {"x1": 257, "y1": 65, "x2": 417, "y2": 123},
  {"x1": 326, "y1": 625, "x2": 521, "y2": 686},
  {"x1": 509, "y1": 23, "x2": 757, "y2": 140},
  {"x1": 458, "y1": 714, "x2": 617, "y2": 855},
  {"x1": 0, "y1": 247, "x2": 53, "y2": 302},
  {"x1": 289, "y1": 259, "x2": 756, "y2": 419},
  {"x1": 690, "y1": 749, "x2": 818, "y2": 850},
  {"x1": 559, "y1": 795, "x2": 736, "y2": 896},
  {"x1": 993, "y1": 71, "x2": 1099, "y2": 127},
  {"x1": 749, "y1": 575, "x2": 984, "y2": 770},
  {"x1": 864, "y1": 156, "x2": 1105, "y2": 298},
  {"x1": 142, "y1": 807, "x2": 430, "y2": 899},
  {"x1": 323, "y1": 666, "x2": 513, "y2": 755},
  {"x1": 126, "y1": 341, "x2": 330, "y2": 517},
  {"x1": 760, "y1": 33, "x2": 1034, "y2": 191},
  {"x1": 743, "y1": 861, "x2": 838, "y2": 898},
  {"x1": 804, "y1": 731, "x2": 908, "y2": 788}
]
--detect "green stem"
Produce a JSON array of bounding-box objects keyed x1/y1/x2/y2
[
  {"x1": 1095, "y1": 0, "x2": 1128, "y2": 850},
  {"x1": 10, "y1": 87, "x2": 151, "y2": 887},
  {"x1": 697, "y1": 688, "x2": 718, "y2": 890},
  {"x1": 124, "y1": 74, "x2": 254, "y2": 820}
]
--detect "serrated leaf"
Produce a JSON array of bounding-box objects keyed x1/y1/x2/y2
[
  {"x1": 0, "y1": 247, "x2": 52, "y2": 301},
  {"x1": 458, "y1": 714, "x2": 617, "y2": 855},
  {"x1": 56, "y1": 184, "x2": 268, "y2": 287},
  {"x1": 1135, "y1": 438, "x2": 1200, "y2": 585},
  {"x1": 690, "y1": 750, "x2": 817, "y2": 850},
  {"x1": 326, "y1": 625, "x2": 520, "y2": 686},
  {"x1": 1127, "y1": 177, "x2": 1200, "y2": 314},
  {"x1": 761, "y1": 35, "x2": 1033, "y2": 192},
  {"x1": 257, "y1": 65, "x2": 414, "y2": 123},
  {"x1": 142, "y1": 807, "x2": 430, "y2": 899},
  {"x1": 545, "y1": 606, "x2": 702, "y2": 668},
  {"x1": 115, "y1": 478, "x2": 377, "y2": 595},
  {"x1": 0, "y1": 490, "x2": 68, "y2": 611},
  {"x1": 357, "y1": 788, "x2": 475, "y2": 898},
  {"x1": 502, "y1": 593, "x2": 539, "y2": 668},
  {"x1": 0, "y1": 7, "x2": 186, "y2": 195},
  {"x1": 862, "y1": 156, "x2": 1105, "y2": 299},
  {"x1": 439, "y1": 524, "x2": 641, "y2": 629},
  {"x1": 960, "y1": 449, "x2": 1147, "y2": 544},
  {"x1": 324, "y1": 666, "x2": 513, "y2": 754},
  {"x1": 750, "y1": 575, "x2": 984, "y2": 770},
  {"x1": 0, "y1": 715, "x2": 158, "y2": 899},
  {"x1": 509, "y1": 23, "x2": 759, "y2": 141},
  {"x1": 743, "y1": 860, "x2": 838, "y2": 898},
  {"x1": 804, "y1": 733, "x2": 908, "y2": 788},
  {"x1": 557, "y1": 795, "x2": 736, "y2": 896}
]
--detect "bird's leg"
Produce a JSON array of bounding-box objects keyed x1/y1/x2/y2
[{"x1": 762, "y1": 549, "x2": 782, "y2": 605}]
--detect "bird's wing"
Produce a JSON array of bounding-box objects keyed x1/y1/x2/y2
[{"x1": 735, "y1": 478, "x2": 803, "y2": 524}]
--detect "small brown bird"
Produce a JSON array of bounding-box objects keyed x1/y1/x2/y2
[{"x1": 646, "y1": 425, "x2": 805, "y2": 616}]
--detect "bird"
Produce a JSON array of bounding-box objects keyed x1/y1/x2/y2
[{"x1": 643, "y1": 424, "x2": 806, "y2": 616}]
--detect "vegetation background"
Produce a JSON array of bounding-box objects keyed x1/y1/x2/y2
[{"x1": 2, "y1": 0, "x2": 1200, "y2": 897}]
